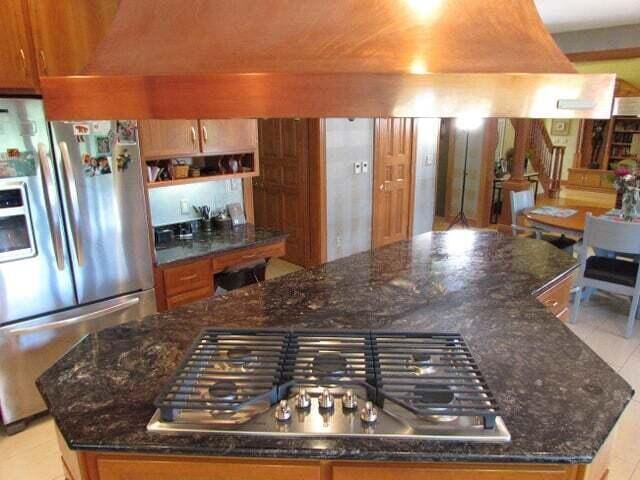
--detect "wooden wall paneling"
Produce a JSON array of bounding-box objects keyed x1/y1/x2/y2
[
  {"x1": 307, "y1": 118, "x2": 327, "y2": 266},
  {"x1": 243, "y1": 178, "x2": 255, "y2": 223},
  {"x1": 476, "y1": 119, "x2": 499, "y2": 228},
  {"x1": 372, "y1": 118, "x2": 415, "y2": 249},
  {"x1": 153, "y1": 267, "x2": 167, "y2": 312},
  {"x1": 0, "y1": 0, "x2": 38, "y2": 91}
]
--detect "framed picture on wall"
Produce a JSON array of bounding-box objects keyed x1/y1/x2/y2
[{"x1": 550, "y1": 119, "x2": 570, "y2": 136}]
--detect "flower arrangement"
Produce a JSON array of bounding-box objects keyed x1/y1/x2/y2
[{"x1": 611, "y1": 160, "x2": 640, "y2": 221}]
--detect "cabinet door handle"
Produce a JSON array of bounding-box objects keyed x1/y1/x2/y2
[
  {"x1": 544, "y1": 299, "x2": 559, "y2": 308},
  {"x1": 179, "y1": 274, "x2": 198, "y2": 282},
  {"x1": 190, "y1": 126, "x2": 197, "y2": 150},
  {"x1": 201, "y1": 125, "x2": 208, "y2": 144},
  {"x1": 39, "y1": 50, "x2": 48, "y2": 75},
  {"x1": 18, "y1": 48, "x2": 28, "y2": 77}
]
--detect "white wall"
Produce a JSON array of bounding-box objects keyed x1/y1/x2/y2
[
  {"x1": 413, "y1": 118, "x2": 441, "y2": 235},
  {"x1": 148, "y1": 178, "x2": 244, "y2": 226},
  {"x1": 325, "y1": 119, "x2": 374, "y2": 261},
  {"x1": 325, "y1": 118, "x2": 439, "y2": 261}
]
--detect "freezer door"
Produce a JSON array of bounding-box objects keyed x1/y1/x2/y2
[
  {"x1": 50, "y1": 121, "x2": 154, "y2": 304},
  {"x1": 0, "y1": 99, "x2": 76, "y2": 325},
  {"x1": 0, "y1": 289, "x2": 156, "y2": 426}
]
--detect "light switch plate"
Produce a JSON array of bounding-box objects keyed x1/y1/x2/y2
[
  {"x1": 354, "y1": 162, "x2": 362, "y2": 174},
  {"x1": 180, "y1": 199, "x2": 190, "y2": 215},
  {"x1": 362, "y1": 161, "x2": 369, "y2": 173}
]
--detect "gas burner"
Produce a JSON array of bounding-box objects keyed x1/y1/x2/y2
[
  {"x1": 208, "y1": 381, "x2": 238, "y2": 403},
  {"x1": 409, "y1": 352, "x2": 436, "y2": 375},
  {"x1": 224, "y1": 347, "x2": 259, "y2": 367},
  {"x1": 412, "y1": 386, "x2": 458, "y2": 423},
  {"x1": 310, "y1": 352, "x2": 349, "y2": 381}
]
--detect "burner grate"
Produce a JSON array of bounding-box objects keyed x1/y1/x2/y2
[
  {"x1": 155, "y1": 330, "x2": 289, "y2": 421},
  {"x1": 372, "y1": 332, "x2": 499, "y2": 429},
  {"x1": 154, "y1": 329, "x2": 501, "y2": 430},
  {"x1": 282, "y1": 330, "x2": 375, "y2": 388}
]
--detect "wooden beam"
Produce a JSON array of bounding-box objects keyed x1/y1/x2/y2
[{"x1": 567, "y1": 47, "x2": 640, "y2": 62}]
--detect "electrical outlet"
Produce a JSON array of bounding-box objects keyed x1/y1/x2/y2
[
  {"x1": 425, "y1": 154, "x2": 433, "y2": 166},
  {"x1": 180, "y1": 199, "x2": 190, "y2": 215},
  {"x1": 354, "y1": 162, "x2": 362, "y2": 174},
  {"x1": 230, "y1": 179, "x2": 240, "y2": 191},
  {"x1": 362, "y1": 161, "x2": 369, "y2": 173}
]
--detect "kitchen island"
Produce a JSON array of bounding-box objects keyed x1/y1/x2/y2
[{"x1": 37, "y1": 231, "x2": 633, "y2": 480}]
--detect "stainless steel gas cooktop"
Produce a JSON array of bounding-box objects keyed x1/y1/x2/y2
[{"x1": 147, "y1": 329, "x2": 510, "y2": 443}]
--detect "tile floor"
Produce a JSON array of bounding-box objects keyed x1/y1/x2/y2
[{"x1": 3, "y1": 254, "x2": 640, "y2": 479}]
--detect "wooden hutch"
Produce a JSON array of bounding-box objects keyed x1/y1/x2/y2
[{"x1": 567, "y1": 80, "x2": 640, "y2": 192}]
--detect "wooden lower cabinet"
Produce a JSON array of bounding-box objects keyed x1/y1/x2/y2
[
  {"x1": 536, "y1": 270, "x2": 578, "y2": 322},
  {"x1": 566, "y1": 169, "x2": 615, "y2": 192},
  {"x1": 61, "y1": 452, "x2": 602, "y2": 480},
  {"x1": 154, "y1": 239, "x2": 286, "y2": 311}
]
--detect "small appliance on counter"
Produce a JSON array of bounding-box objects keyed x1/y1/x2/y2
[{"x1": 148, "y1": 329, "x2": 510, "y2": 443}]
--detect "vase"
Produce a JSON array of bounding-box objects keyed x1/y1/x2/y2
[
  {"x1": 615, "y1": 191, "x2": 623, "y2": 209},
  {"x1": 621, "y1": 188, "x2": 637, "y2": 222}
]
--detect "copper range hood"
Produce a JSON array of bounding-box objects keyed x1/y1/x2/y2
[{"x1": 41, "y1": 0, "x2": 615, "y2": 120}]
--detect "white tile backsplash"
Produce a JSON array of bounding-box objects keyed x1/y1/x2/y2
[{"x1": 148, "y1": 179, "x2": 244, "y2": 226}]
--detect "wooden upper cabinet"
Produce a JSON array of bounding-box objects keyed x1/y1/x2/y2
[
  {"x1": 199, "y1": 120, "x2": 258, "y2": 155},
  {"x1": 0, "y1": 0, "x2": 38, "y2": 90},
  {"x1": 139, "y1": 120, "x2": 200, "y2": 159},
  {"x1": 26, "y1": 0, "x2": 119, "y2": 76}
]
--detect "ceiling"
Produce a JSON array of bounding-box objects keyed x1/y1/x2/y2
[{"x1": 534, "y1": 0, "x2": 640, "y2": 33}]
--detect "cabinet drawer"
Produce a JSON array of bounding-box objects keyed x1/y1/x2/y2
[
  {"x1": 536, "y1": 271, "x2": 577, "y2": 321},
  {"x1": 163, "y1": 259, "x2": 212, "y2": 297},
  {"x1": 212, "y1": 241, "x2": 285, "y2": 273},
  {"x1": 96, "y1": 457, "x2": 320, "y2": 480},
  {"x1": 166, "y1": 286, "x2": 213, "y2": 309},
  {"x1": 332, "y1": 463, "x2": 574, "y2": 480}
]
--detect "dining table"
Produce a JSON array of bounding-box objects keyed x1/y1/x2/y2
[{"x1": 524, "y1": 205, "x2": 611, "y2": 237}]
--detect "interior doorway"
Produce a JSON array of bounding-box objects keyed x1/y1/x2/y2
[
  {"x1": 252, "y1": 119, "x2": 326, "y2": 268},
  {"x1": 371, "y1": 118, "x2": 416, "y2": 248}
]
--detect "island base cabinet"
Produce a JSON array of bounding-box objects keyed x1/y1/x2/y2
[{"x1": 63, "y1": 452, "x2": 603, "y2": 480}]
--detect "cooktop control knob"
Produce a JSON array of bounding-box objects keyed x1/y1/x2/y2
[
  {"x1": 319, "y1": 388, "x2": 334, "y2": 410},
  {"x1": 342, "y1": 389, "x2": 357, "y2": 410},
  {"x1": 275, "y1": 400, "x2": 292, "y2": 422},
  {"x1": 296, "y1": 389, "x2": 311, "y2": 409},
  {"x1": 360, "y1": 401, "x2": 378, "y2": 424}
]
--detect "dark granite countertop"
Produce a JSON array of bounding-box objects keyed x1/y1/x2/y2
[
  {"x1": 154, "y1": 224, "x2": 287, "y2": 266},
  {"x1": 37, "y1": 231, "x2": 633, "y2": 464}
]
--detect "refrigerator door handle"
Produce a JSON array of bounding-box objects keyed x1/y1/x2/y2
[
  {"x1": 58, "y1": 141, "x2": 85, "y2": 266},
  {"x1": 7, "y1": 297, "x2": 140, "y2": 335},
  {"x1": 37, "y1": 143, "x2": 65, "y2": 271}
]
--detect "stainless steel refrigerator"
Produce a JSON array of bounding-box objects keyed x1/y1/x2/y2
[{"x1": 0, "y1": 98, "x2": 156, "y2": 432}]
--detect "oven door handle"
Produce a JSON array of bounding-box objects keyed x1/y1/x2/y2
[
  {"x1": 37, "y1": 143, "x2": 65, "y2": 271},
  {"x1": 58, "y1": 141, "x2": 84, "y2": 267},
  {"x1": 7, "y1": 297, "x2": 140, "y2": 335}
]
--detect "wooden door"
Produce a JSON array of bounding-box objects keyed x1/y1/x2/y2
[
  {"x1": 199, "y1": 119, "x2": 258, "y2": 155},
  {"x1": 27, "y1": 0, "x2": 118, "y2": 76},
  {"x1": 372, "y1": 118, "x2": 415, "y2": 248},
  {"x1": 254, "y1": 119, "x2": 309, "y2": 266},
  {"x1": 138, "y1": 120, "x2": 200, "y2": 159},
  {"x1": 0, "y1": 0, "x2": 37, "y2": 90}
]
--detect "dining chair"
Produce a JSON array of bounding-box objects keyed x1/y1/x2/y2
[
  {"x1": 571, "y1": 214, "x2": 640, "y2": 338},
  {"x1": 509, "y1": 190, "x2": 577, "y2": 252}
]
